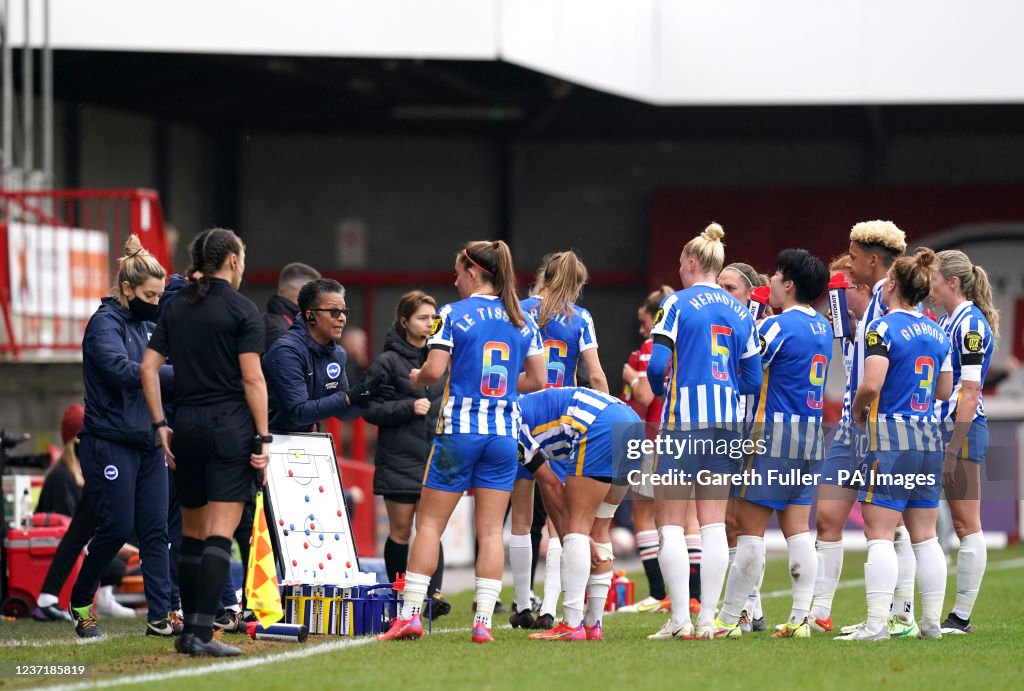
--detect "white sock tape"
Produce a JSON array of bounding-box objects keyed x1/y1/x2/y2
[
  {"x1": 595, "y1": 502, "x2": 618, "y2": 519},
  {"x1": 595, "y1": 541, "x2": 614, "y2": 562}
]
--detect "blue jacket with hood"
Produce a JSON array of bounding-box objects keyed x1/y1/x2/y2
[
  {"x1": 81, "y1": 296, "x2": 173, "y2": 450},
  {"x1": 263, "y1": 319, "x2": 363, "y2": 433}
]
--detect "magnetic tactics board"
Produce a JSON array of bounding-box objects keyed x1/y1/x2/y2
[{"x1": 263, "y1": 433, "x2": 361, "y2": 584}]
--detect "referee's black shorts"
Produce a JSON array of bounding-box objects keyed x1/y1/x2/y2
[{"x1": 172, "y1": 400, "x2": 257, "y2": 508}]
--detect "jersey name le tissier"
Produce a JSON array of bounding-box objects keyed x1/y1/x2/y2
[
  {"x1": 519, "y1": 387, "x2": 623, "y2": 463},
  {"x1": 834, "y1": 278, "x2": 887, "y2": 445},
  {"x1": 651, "y1": 282, "x2": 760, "y2": 431},
  {"x1": 753, "y1": 306, "x2": 833, "y2": 460},
  {"x1": 864, "y1": 310, "x2": 952, "y2": 451},
  {"x1": 429, "y1": 294, "x2": 543, "y2": 436},
  {"x1": 521, "y1": 295, "x2": 597, "y2": 388},
  {"x1": 935, "y1": 301, "x2": 993, "y2": 426}
]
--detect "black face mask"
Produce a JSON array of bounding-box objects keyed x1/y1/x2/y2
[{"x1": 128, "y1": 297, "x2": 159, "y2": 322}]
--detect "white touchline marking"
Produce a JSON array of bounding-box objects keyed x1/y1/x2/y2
[{"x1": 43, "y1": 625, "x2": 474, "y2": 691}]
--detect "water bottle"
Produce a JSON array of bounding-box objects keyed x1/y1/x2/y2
[
  {"x1": 20, "y1": 489, "x2": 33, "y2": 528},
  {"x1": 827, "y1": 273, "x2": 852, "y2": 340},
  {"x1": 747, "y1": 286, "x2": 770, "y2": 321}
]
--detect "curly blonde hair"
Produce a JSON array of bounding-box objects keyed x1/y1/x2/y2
[{"x1": 849, "y1": 220, "x2": 907, "y2": 254}]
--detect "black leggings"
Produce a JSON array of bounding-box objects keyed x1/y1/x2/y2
[{"x1": 41, "y1": 494, "x2": 128, "y2": 596}]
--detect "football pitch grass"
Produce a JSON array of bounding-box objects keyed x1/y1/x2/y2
[{"x1": 2, "y1": 545, "x2": 1022, "y2": 690}]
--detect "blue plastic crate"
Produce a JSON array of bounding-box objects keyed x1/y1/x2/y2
[{"x1": 340, "y1": 584, "x2": 432, "y2": 636}]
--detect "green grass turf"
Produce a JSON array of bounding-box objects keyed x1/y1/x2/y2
[{"x1": 1, "y1": 546, "x2": 1022, "y2": 690}]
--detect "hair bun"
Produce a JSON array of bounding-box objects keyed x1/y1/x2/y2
[
  {"x1": 702, "y1": 222, "x2": 725, "y2": 242},
  {"x1": 915, "y1": 247, "x2": 936, "y2": 270},
  {"x1": 122, "y1": 233, "x2": 145, "y2": 257}
]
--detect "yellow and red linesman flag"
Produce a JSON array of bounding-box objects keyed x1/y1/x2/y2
[{"x1": 246, "y1": 491, "x2": 283, "y2": 627}]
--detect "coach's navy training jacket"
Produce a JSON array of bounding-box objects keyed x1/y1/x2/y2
[
  {"x1": 264, "y1": 319, "x2": 362, "y2": 433},
  {"x1": 81, "y1": 297, "x2": 173, "y2": 450}
]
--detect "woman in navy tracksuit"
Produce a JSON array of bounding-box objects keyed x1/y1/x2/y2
[
  {"x1": 69, "y1": 235, "x2": 175, "y2": 639},
  {"x1": 263, "y1": 279, "x2": 391, "y2": 434}
]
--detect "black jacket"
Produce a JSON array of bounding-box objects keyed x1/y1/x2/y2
[
  {"x1": 363, "y1": 323, "x2": 446, "y2": 495},
  {"x1": 264, "y1": 294, "x2": 299, "y2": 352}
]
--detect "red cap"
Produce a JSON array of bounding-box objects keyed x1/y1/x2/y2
[
  {"x1": 828, "y1": 272, "x2": 851, "y2": 290},
  {"x1": 750, "y1": 286, "x2": 771, "y2": 305},
  {"x1": 61, "y1": 403, "x2": 85, "y2": 445}
]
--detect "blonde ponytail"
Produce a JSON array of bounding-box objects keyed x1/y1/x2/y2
[
  {"x1": 937, "y1": 250, "x2": 1000, "y2": 341},
  {"x1": 536, "y1": 250, "x2": 588, "y2": 328}
]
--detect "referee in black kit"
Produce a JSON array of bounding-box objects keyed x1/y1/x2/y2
[{"x1": 141, "y1": 228, "x2": 269, "y2": 658}]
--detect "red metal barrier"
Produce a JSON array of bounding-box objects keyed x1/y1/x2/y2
[{"x1": 0, "y1": 189, "x2": 169, "y2": 359}]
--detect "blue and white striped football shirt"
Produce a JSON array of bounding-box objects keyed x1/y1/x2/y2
[
  {"x1": 935, "y1": 300, "x2": 993, "y2": 426},
  {"x1": 519, "y1": 387, "x2": 623, "y2": 463},
  {"x1": 752, "y1": 306, "x2": 833, "y2": 460},
  {"x1": 429, "y1": 294, "x2": 544, "y2": 437},
  {"x1": 833, "y1": 278, "x2": 888, "y2": 445},
  {"x1": 520, "y1": 295, "x2": 598, "y2": 388},
  {"x1": 650, "y1": 283, "x2": 760, "y2": 431},
  {"x1": 864, "y1": 310, "x2": 952, "y2": 452}
]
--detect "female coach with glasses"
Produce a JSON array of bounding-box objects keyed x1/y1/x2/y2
[{"x1": 262, "y1": 278, "x2": 393, "y2": 434}]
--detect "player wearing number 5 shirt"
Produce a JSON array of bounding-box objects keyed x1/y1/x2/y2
[{"x1": 644, "y1": 223, "x2": 763, "y2": 641}]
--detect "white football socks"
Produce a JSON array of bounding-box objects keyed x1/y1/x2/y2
[
  {"x1": 509, "y1": 533, "x2": 533, "y2": 612},
  {"x1": 720, "y1": 534, "x2": 763, "y2": 626},
  {"x1": 893, "y1": 526, "x2": 916, "y2": 622},
  {"x1": 810, "y1": 540, "x2": 843, "y2": 621},
  {"x1": 912, "y1": 537, "x2": 946, "y2": 630},
  {"x1": 399, "y1": 571, "x2": 431, "y2": 619},
  {"x1": 953, "y1": 531, "x2": 987, "y2": 620},
  {"x1": 541, "y1": 537, "x2": 562, "y2": 617},
  {"x1": 864, "y1": 539, "x2": 897, "y2": 634},
  {"x1": 657, "y1": 525, "x2": 690, "y2": 628},
  {"x1": 585, "y1": 571, "x2": 613, "y2": 627},
  {"x1": 474, "y1": 577, "x2": 503, "y2": 629},
  {"x1": 560, "y1": 533, "x2": 590, "y2": 628},
  {"x1": 698, "y1": 523, "x2": 729, "y2": 628},
  {"x1": 787, "y1": 532, "x2": 816, "y2": 623}
]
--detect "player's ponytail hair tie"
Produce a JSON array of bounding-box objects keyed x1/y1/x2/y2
[{"x1": 463, "y1": 249, "x2": 494, "y2": 276}]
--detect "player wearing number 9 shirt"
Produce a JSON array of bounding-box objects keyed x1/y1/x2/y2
[
  {"x1": 377, "y1": 240, "x2": 547, "y2": 645},
  {"x1": 645, "y1": 222, "x2": 763, "y2": 641}
]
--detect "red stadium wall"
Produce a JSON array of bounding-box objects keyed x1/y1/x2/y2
[{"x1": 650, "y1": 185, "x2": 1024, "y2": 288}]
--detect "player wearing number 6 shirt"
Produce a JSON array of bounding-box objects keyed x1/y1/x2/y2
[
  {"x1": 719, "y1": 249, "x2": 831, "y2": 639},
  {"x1": 377, "y1": 240, "x2": 546, "y2": 645},
  {"x1": 644, "y1": 223, "x2": 763, "y2": 641},
  {"x1": 837, "y1": 248, "x2": 952, "y2": 641},
  {"x1": 509, "y1": 251, "x2": 609, "y2": 631}
]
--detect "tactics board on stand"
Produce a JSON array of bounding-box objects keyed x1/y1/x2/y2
[{"x1": 263, "y1": 433, "x2": 361, "y2": 584}]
